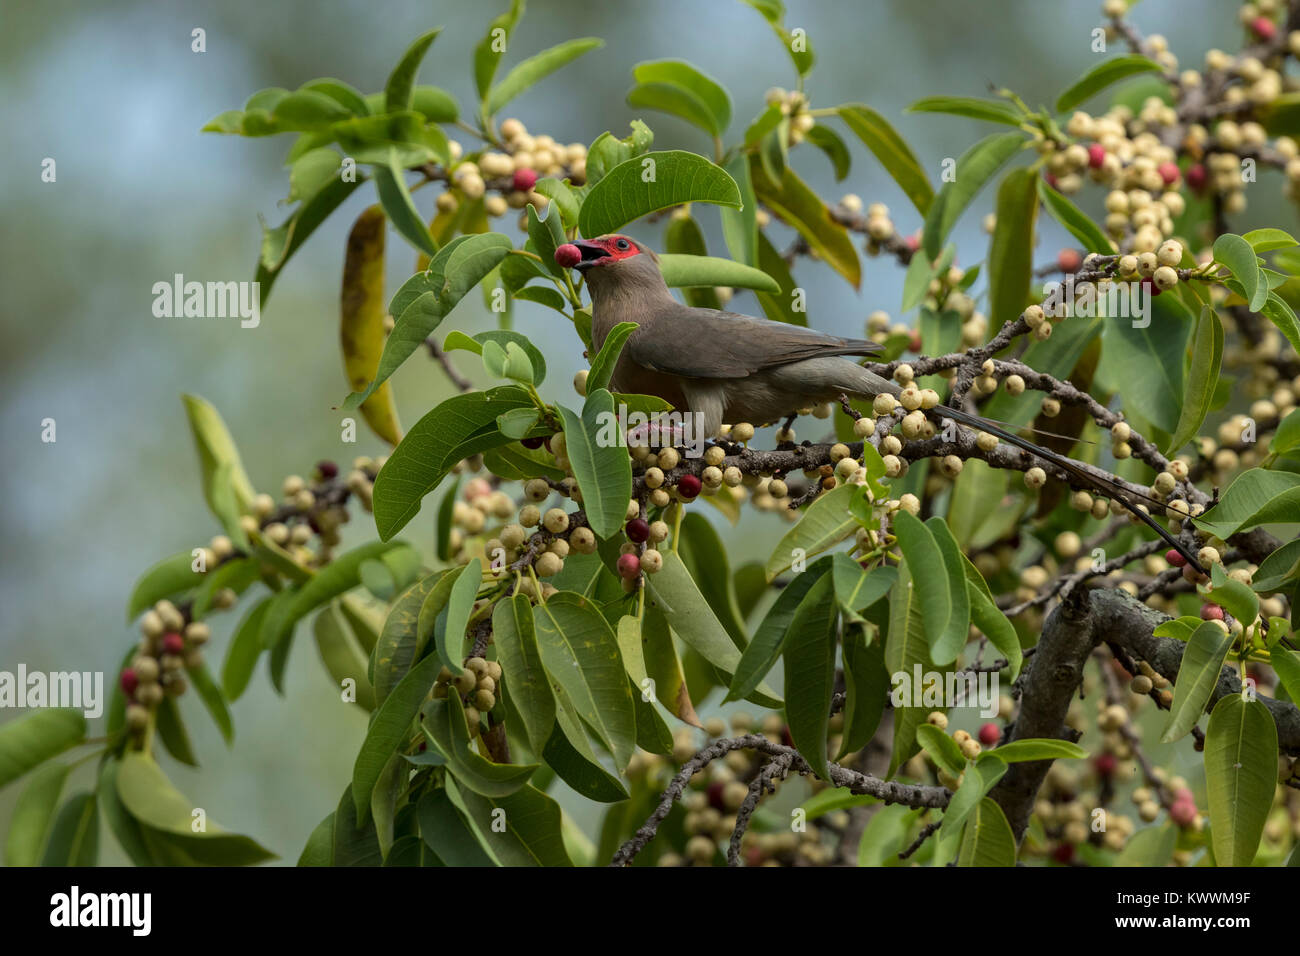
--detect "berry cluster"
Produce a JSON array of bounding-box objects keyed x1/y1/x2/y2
[{"x1": 431, "y1": 656, "x2": 503, "y2": 736}]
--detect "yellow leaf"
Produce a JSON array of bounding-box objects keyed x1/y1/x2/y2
[{"x1": 341, "y1": 205, "x2": 403, "y2": 446}]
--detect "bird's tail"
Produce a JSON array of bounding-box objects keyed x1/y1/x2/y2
[{"x1": 936, "y1": 404, "x2": 1205, "y2": 574}]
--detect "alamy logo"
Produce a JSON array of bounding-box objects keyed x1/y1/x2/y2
[
  {"x1": 0, "y1": 665, "x2": 103, "y2": 718},
  {"x1": 594, "y1": 404, "x2": 708, "y2": 457},
  {"x1": 1042, "y1": 275, "x2": 1151, "y2": 328},
  {"x1": 890, "y1": 665, "x2": 1000, "y2": 718},
  {"x1": 50, "y1": 886, "x2": 151, "y2": 936},
  {"x1": 151, "y1": 274, "x2": 260, "y2": 328}
]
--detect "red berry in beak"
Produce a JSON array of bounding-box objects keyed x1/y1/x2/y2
[
  {"x1": 616, "y1": 553, "x2": 641, "y2": 580},
  {"x1": 513, "y1": 168, "x2": 538, "y2": 192},
  {"x1": 120, "y1": 668, "x2": 139, "y2": 696},
  {"x1": 626, "y1": 518, "x2": 649, "y2": 543},
  {"x1": 162, "y1": 633, "x2": 185, "y2": 655},
  {"x1": 676, "y1": 474, "x2": 702, "y2": 499},
  {"x1": 554, "y1": 243, "x2": 581, "y2": 268}
]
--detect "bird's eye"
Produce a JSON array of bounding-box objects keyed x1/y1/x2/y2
[{"x1": 615, "y1": 238, "x2": 630, "y2": 250}]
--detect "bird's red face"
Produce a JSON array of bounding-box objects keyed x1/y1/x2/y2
[{"x1": 571, "y1": 234, "x2": 643, "y2": 270}]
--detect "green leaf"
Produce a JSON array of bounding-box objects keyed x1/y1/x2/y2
[
  {"x1": 256, "y1": 175, "x2": 364, "y2": 309},
  {"x1": 782, "y1": 574, "x2": 838, "y2": 779},
  {"x1": 1206, "y1": 576, "x2": 1259, "y2": 628},
  {"x1": 1114, "y1": 821, "x2": 1178, "y2": 866},
  {"x1": 987, "y1": 738, "x2": 1088, "y2": 762},
  {"x1": 423, "y1": 696, "x2": 538, "y2": 797},
  {"x1": 331, "y1": 786, "x2": 382, "y2": 866},
  {"x1": 155, "y1": 695, "x2": 197, "y2": 767},
  {"x1": 838, "y1": 630, "x2": 888, "y2": 757},
  {"x1": 1193, "y1": 468, "x2": 1300, "y2": 539},
  {"x1": 1055, "y1": 54, "x2": 1162, "y2": 114},
  {"x1": 1038, "y1": 178, "x2": 1115, "y2": 253},
  {"x1": 115, "y1": 753, "x2": 276, "y2": 864},
  {"x1": 987, "y1": 168, "x2": 1039, "y2": 327},
  {"x1": 1204, "y1": 694, "x2": 1277, "y2": 866},
  {"x1": 181, "y1": 394, "x2": 256, "y2": 542},
  {"x1": 940, "y1": 755, "x2": 1008, "y2": 837},
  {"x1": 417, "y1": 786, "x2": 498, "y2": 866},
  {"x1": 1167, "y1": 306, "x2": 1223, "y2": 455},
  {"x1": 1271, "y1": 408, "x2": 1300, "y2": 456},
  {"x1": 453, "y1": 784, "x2": 573, "y2": 866},
  {"x1": 352, "y1": 650, "x2": 443, "y2": 824},
  {"x1": 587, "y1": 323, "x2": 637, "y2": 394},
  {"x1": 1243, "y1": 227, "x2": 1298, "y2": 252},
  {"x1": 885, "y1": 559, "x2": 935, "y2": 777},
  {"x1": 837, "y1": 104, "x2": 933, "y2": 216},
  {"x1": 493, "y1": 594, "x2": 556, "y2": 754},
  {"x1": 487, "y1": 38, "x2": 604, "y2": 116},
  {"x1": 270, "y1": 89, "x2": 355, "y2": 131},
  {"x1": 126, "y1": 551, "x2": 202, "y2": 623},
  {"x1": 750, "y1": 158, "x2": 860, "y2": 288},
  {"x1": 533, "y1": 593, "x2": 637, "y2": 771},
  {"x1": 916, "y1": 724, "x2": 966, "y2": 777},
  {"x1": 435, "y1": 559, "x2": 480, "y2": 675},
  {"x1": 578, "y1": 151, "x2": 741, "y2": 238},
  {"x1": 648, "y1": 550, "x2": 780, "y2": 705},
  {"x1": 386, "y1": 29, "x2": 441, "y2": 112},
  {"x1": 1099, "y1": 281, "x2": 1191, "y2": 434},
  {"x1": 764, "y1": 483, "x2": 857, "y2": 580},
  {"x1": 657, "y1": 254, "x2": 780, "y2": 293},
  {"x1": 541, "y1": 705, "x2": 629, "y2": 803},
  {"x1": 632, "y1": 59, "x2": 731, "y2": 135},
  {"x1": 627, "y1": 83, "x2": 719, "y2": 139},
  {"x1": 962, "y1": 557, "x2": 1023, "y2": 680},
  {"x1": 1270, "y1": 648, "x2": 1300, "y2": 703},
  {"x1": 372, "y1": 386, "x2": 533, "y2": 539},
  {"x1": 314, "y1": 602, "x2": 375, "y2": 711},
  {"x1": 1214, "y1": 233, "x2": 1267, "y2": 313},
  {"x1": 5, "y1": 761, "x2": 71, "y2": 865},
  {"x1": 0, "y1": 709, "x2": 84, "y2": 790},
  {"x1": 474, "y1": 0, "x2": 525, "y2": 100},
  {"x1": 740, "y1": 0, "x2": 814, "y2": 75},
  {"x1": 189, "y1": 661, "x2": 235, "y2": 743},
  {"x1": 805, "y1": 124, "x2": 852, "y2": 180},
  {"x1": 222, "y1": 597, "x2": 271, "y2": 701},
  {"x1": 40, "y1": 792, "x2": 98, "y2": 866},
  {"x1": 924, "y1": 516, "x2": 971, "y2": 666},
  {"x1": 1160, "y1": 621, "x2": 1234, "y2": 743},
  {"x1": 831, "y1": 553, "x2": 895, "y2": 615},
  {"x1": 558, "y1": 390, "x2": 632, "y2": 539},
  {"x1": 892, "y1": 512, "x2": 954, "y2": 662},
  {"x1": 373, "y1": 151, "x2": 438, "y2": 259},
  {"x1": 728, "y1": 557, "x2": 831, "y2": 703},
  {"x1": 98, "y1": 757, "x2": 155, "y2": 866},
  {"x1": 956, "y1": 797, "x2": 1016, "y2": 866},
  {"x1": 908, "y1": 96, "x2": 1024, "y2": 126}
]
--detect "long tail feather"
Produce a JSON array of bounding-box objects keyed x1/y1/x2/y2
[{"x1": 936, "y1": 405, "x2": 1205, "y2": 574}]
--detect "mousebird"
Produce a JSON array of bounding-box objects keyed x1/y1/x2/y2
[{"x1": 562, "y1": 234, "x2": 1204, "y2": 572}]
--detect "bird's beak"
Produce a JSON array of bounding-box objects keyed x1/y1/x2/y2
[{"x1": 572, "y1": 240, "x2": 610, "y2": 271}]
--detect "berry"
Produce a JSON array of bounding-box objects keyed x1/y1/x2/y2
[
  {"x1": 676, "y1": 474, "x2": 702, "y2": 499},
  {"x1": 1157, "y1": 161, "x2": 1180, "y2": 185},
  {"x1": 1170, "y1": 800, "x2": 1197, "y2": 827},
  {"x1": 978, "y1": 723, "x2": 1001, "y2": 746},
  {"x1": 1087, "y1": 143, "x2": 1106, "y2": 169},
  {"x1": 706, "y1": 780, "x2": 726, "y2": 811},
  {"x1": 616, "y1": 553, "x2": 641, "y2": 580},
  {"x1": 904, "y1": 234, "x2": 920, "y2": 252},
  {"x1": 1094, "y1": 752, "x2": 1117, "y2": 778},
  {"x1": 1165, "y1": 548, "x2": 1187, "y2": 568},
  {"x1": 316, "y1": 459, "x2": 338, "y2": 480},
  {"x1": 626, "y1": 518, "x2": 649, "y2": 543},
  {"x1": 1057, "y1": 248, "x2": 1082, "y2": 273},
  {"x1": 1200, "y1": 603, "x2": 1224, "y2": 621},
  {"x1": 1251, "y1": 16, "x2": 1276, "y2": 41},
  {"x1": 1186, "y1": 163, "x2": 1207, "y2": 191},
  {"x1": 1052, "y1": 843, "x2": 1075, "y2": 865},
  {"x1": 554, "y1": 243, "x2": 581, "y2": 268},
  {"x1": 513, "y1": 168, "x2": 538, "y2": 192},
  {"x1": 908, "y1": 330, "x2": 923, "y2": 352},
  {"x1": 162, "y1": 633, "x2": 185, "y2": 655},
  {"x1": 120, "y1": 668, "x2": 139, "y2": 697},
  {"x1": 521, "y1": 436, "x2": 544, "y2": 449}
]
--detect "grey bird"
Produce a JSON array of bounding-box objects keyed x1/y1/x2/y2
[{"x1": 568, "y1": 234, "x2": 1203, "y2": 571}]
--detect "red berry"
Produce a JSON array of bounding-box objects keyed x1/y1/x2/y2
[
  {"x1": 1173, "y1": 787, "x2": 1194, "y2": 805},
  {"x1": 626, "y1": 518, "x2": 649, "y2": 543},
  {"x1": 780, "y1": 725, "x2": 794, "y2": 748},
  {"x1": 676, "y1": 474, "x2": 702, "y2": 499},
  {"x1": 904, "y1": 233, "x2": 920, "y2": 252},
  {"x1": 1094, "y1": 752, "x2": 1117, "y2": 777},
  {"x1": 162, "y1": 633, "x2": 184, "y2": 655},
  {"x1": 908, "y1": 330, "x2": 924, "y2": 353},
  {"x1": 512, "y1": 168, "x2": 538, "y2": 192},
  {"x1": 554, "y1": 243, "x2": 581, "y2": 268},
  {"x1": 1044, "y1": 171, "x2": 1058, "y2": 189},
  {"x1": 1186, "y1": 163, "x2": 1207, "y2": 191},
  {"x1": 1052, "y1": 843, "x2": 1075, "y2": 864},
  {"x1": 1057, "y1": 248, "x2": 1082, "y2": 273},
  {"x1": 1141, "y1": 276, "x2": 1161, "y2": 298},
  {"x1": 1170, "y1": 800, "x2": 1197, "y2": 827},
  {"x1": 1251, "y1": 16, "x2": 1276, "y2": 41},
  {"x1": 1200, "y1": 603, "x2": 1224, "y2": 621},
  {"x1": 706, "y1": 780, "x2": 726, "y2": 811},
  {"x1": 617, "y1": 553, "x2": 641, "y2": 579},
  {"x1": 120, "y1": 668, "x2": 139, "y2": 697},
  {"x1": 1157, "y1": 161, "x2": 1180, "y2": 186},
  {"x1": 1165, "y1": 548, "x2": 1187, "y2": 568},
  {"x1": 978, "y1": 723, "x2": 1001, "y2": 747},
  {"x1": 521, "y1": 436, "x2": 544, "y2": 449},
  {"x1": 1087, "y1": 143, "x2": 1106, "y2": 169}
]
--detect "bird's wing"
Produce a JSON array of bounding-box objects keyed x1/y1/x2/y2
[{"x1": 626, "y1": 306, "x2": 882, "y2": 380}]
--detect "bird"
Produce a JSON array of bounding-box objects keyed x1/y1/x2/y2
[{"x1": 559, "y1": 233, "x2": 1205, "y2": 572}]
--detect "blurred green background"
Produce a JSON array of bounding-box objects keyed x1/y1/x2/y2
[{"x1": 0, "y1": 0, "x2": 1266, "y2": 863}]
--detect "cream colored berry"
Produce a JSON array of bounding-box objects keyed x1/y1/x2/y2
[
  {"x1": 873, "y1": 393, "x2": 896, "y2": 416},
  {"x1": 1025, "y1": 467, "x2": 1047, "y2": 489},
  {"x1": 542, "y1": 508, "x2": 569, "y2": 533},
  {"x1": 731, "y1": 422, "x2": 755, "y2": 442},
  {"x1": 976, "y1": 431, "x2": 998, "y2": 453},
  {"x1": 852, "y1": 417, "x2": 876, "y2": 438},
  {"x1": 535, "y1": 552, "x2": 564, "y2": 577}
]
